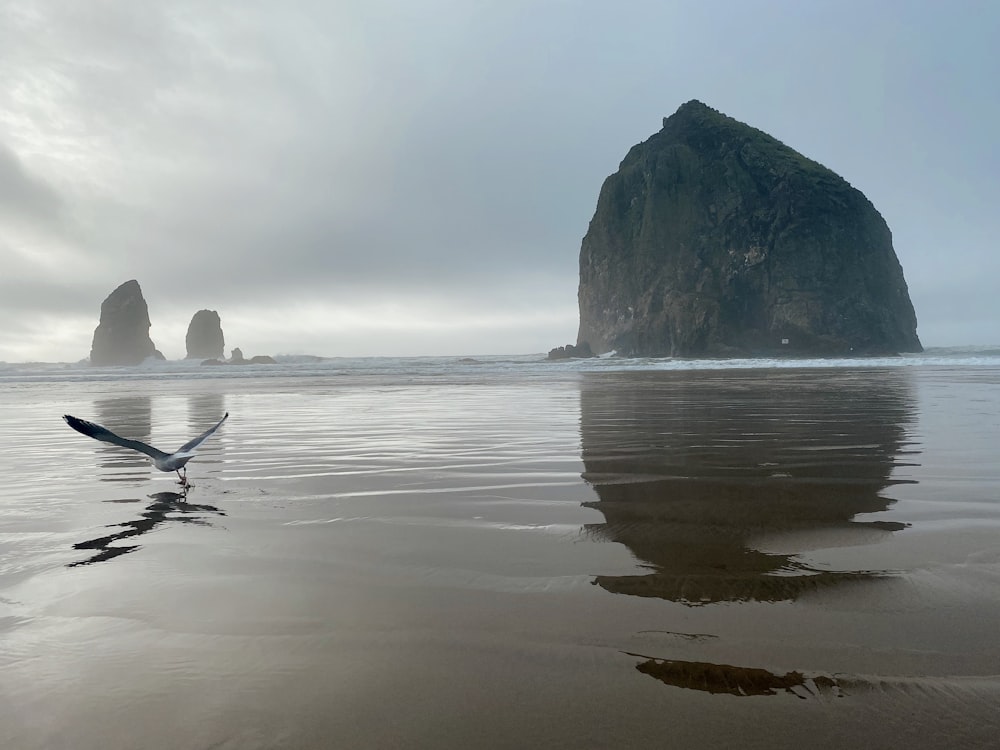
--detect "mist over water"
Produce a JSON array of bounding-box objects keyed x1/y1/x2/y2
[{"x1": 2, "y1": 354, "x2": 1000, "y2": 748}]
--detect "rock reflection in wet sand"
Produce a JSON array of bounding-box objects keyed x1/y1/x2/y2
[
  {"x1": 92, "y1": 396, "x2": 154, "y2": 479},
  {"x1": 580, "y1": 369, "x2": 916, "y2": 604},
  {"x1": 628, "y1": 651, "x2": 848, "y2": 698}
]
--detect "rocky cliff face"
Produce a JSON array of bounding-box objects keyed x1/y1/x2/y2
[
  {"x1": 185, "y1": 309, "x2": 225, "y2": 359},
  {"x1": 577, "y1": 100, "x2": 922, "y2": 357},
  {"x1": 89, "y1": 280, "x2": 162, "y2": 365}
]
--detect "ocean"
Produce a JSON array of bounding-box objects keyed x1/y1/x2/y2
[{"x1": 2, "y1": 348, "x2": 999, "y2": 749}]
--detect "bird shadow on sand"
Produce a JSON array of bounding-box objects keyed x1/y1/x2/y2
[{"x1": 68, "y1": 490, "x2": 226, "y2": 567}]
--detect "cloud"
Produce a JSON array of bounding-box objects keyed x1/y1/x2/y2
[
  {"x1": 0, "y1": 1, "x2": 998, "y2": 361},
  {"x1": 0, "y1": 141, "x2": 65, "y2": 226}
]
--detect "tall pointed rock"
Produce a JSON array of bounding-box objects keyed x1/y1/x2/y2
[
  {"x1": 577, "y1": 100, "x2": 921, "y2": 357},
  {"x1": 89, "y1": 280, "x2": 162, "y2": 365}
]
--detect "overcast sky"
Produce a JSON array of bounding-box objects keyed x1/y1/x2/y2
[{"x1": 1, "y1": 0, "x2": 997, "y2": 361}]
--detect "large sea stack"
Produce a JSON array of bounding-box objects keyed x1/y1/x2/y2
[
  {"x1": 185, "y1": 309, "x2": 225, "y2": 359},
  {"x1": 576, "y1": 100, "x2": 922, "y2": 357},
  {"x1": 89, "y1": 280, "x2": 163, "y2": 365}
]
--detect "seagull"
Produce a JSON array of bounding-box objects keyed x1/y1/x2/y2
[{"x1": 63, "y1": 412, "x2": 229, "y2": 487}]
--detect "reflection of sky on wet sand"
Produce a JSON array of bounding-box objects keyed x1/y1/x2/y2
[
  {"x1": 3, "y1": 367, "x2": 1000, "y2": 748},
  {"x1": 580, "y1": 369, "x2": 917, "y2": 604}
]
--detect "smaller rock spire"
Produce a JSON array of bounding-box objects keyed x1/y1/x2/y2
[{"x1": 185, "y1": 310, "x2": 225, "y2": 360}]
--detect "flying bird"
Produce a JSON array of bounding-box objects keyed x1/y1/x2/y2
[{"x1": 63, "y1": 412, "x2": 229, "y2": 487}]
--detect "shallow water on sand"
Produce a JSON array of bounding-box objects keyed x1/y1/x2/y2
[{"x1": 2, "y1": 364, "x2": 1000, "y2": 749}]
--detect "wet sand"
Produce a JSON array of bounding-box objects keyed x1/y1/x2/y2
[{"x1": 2, "y1": 366, "x2": 1000, "y2": 748}]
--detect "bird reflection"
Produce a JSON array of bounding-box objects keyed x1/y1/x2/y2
[
  {"x1": 69, "y1": 490, "x2": 225, "y2": 567},
  {"x1": 580, "y1": 369, "x2": 918, "y2": 604}
]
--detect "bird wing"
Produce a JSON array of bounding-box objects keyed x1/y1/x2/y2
[
  {"x1": 174, "y1": 412, "x2": 229, "y2": 456},
  {"x1": 63, "y1": 415, "x2": 170, "y2": 461}
]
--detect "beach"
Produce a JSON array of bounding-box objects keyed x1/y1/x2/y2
[{"x1": 2, "y1": 357, "x2": 1000, "y2": 749}]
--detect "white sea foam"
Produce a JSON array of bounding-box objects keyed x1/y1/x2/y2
[{"x1": 2, "y1": 345, "x2": 1000, "y2": 385}]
